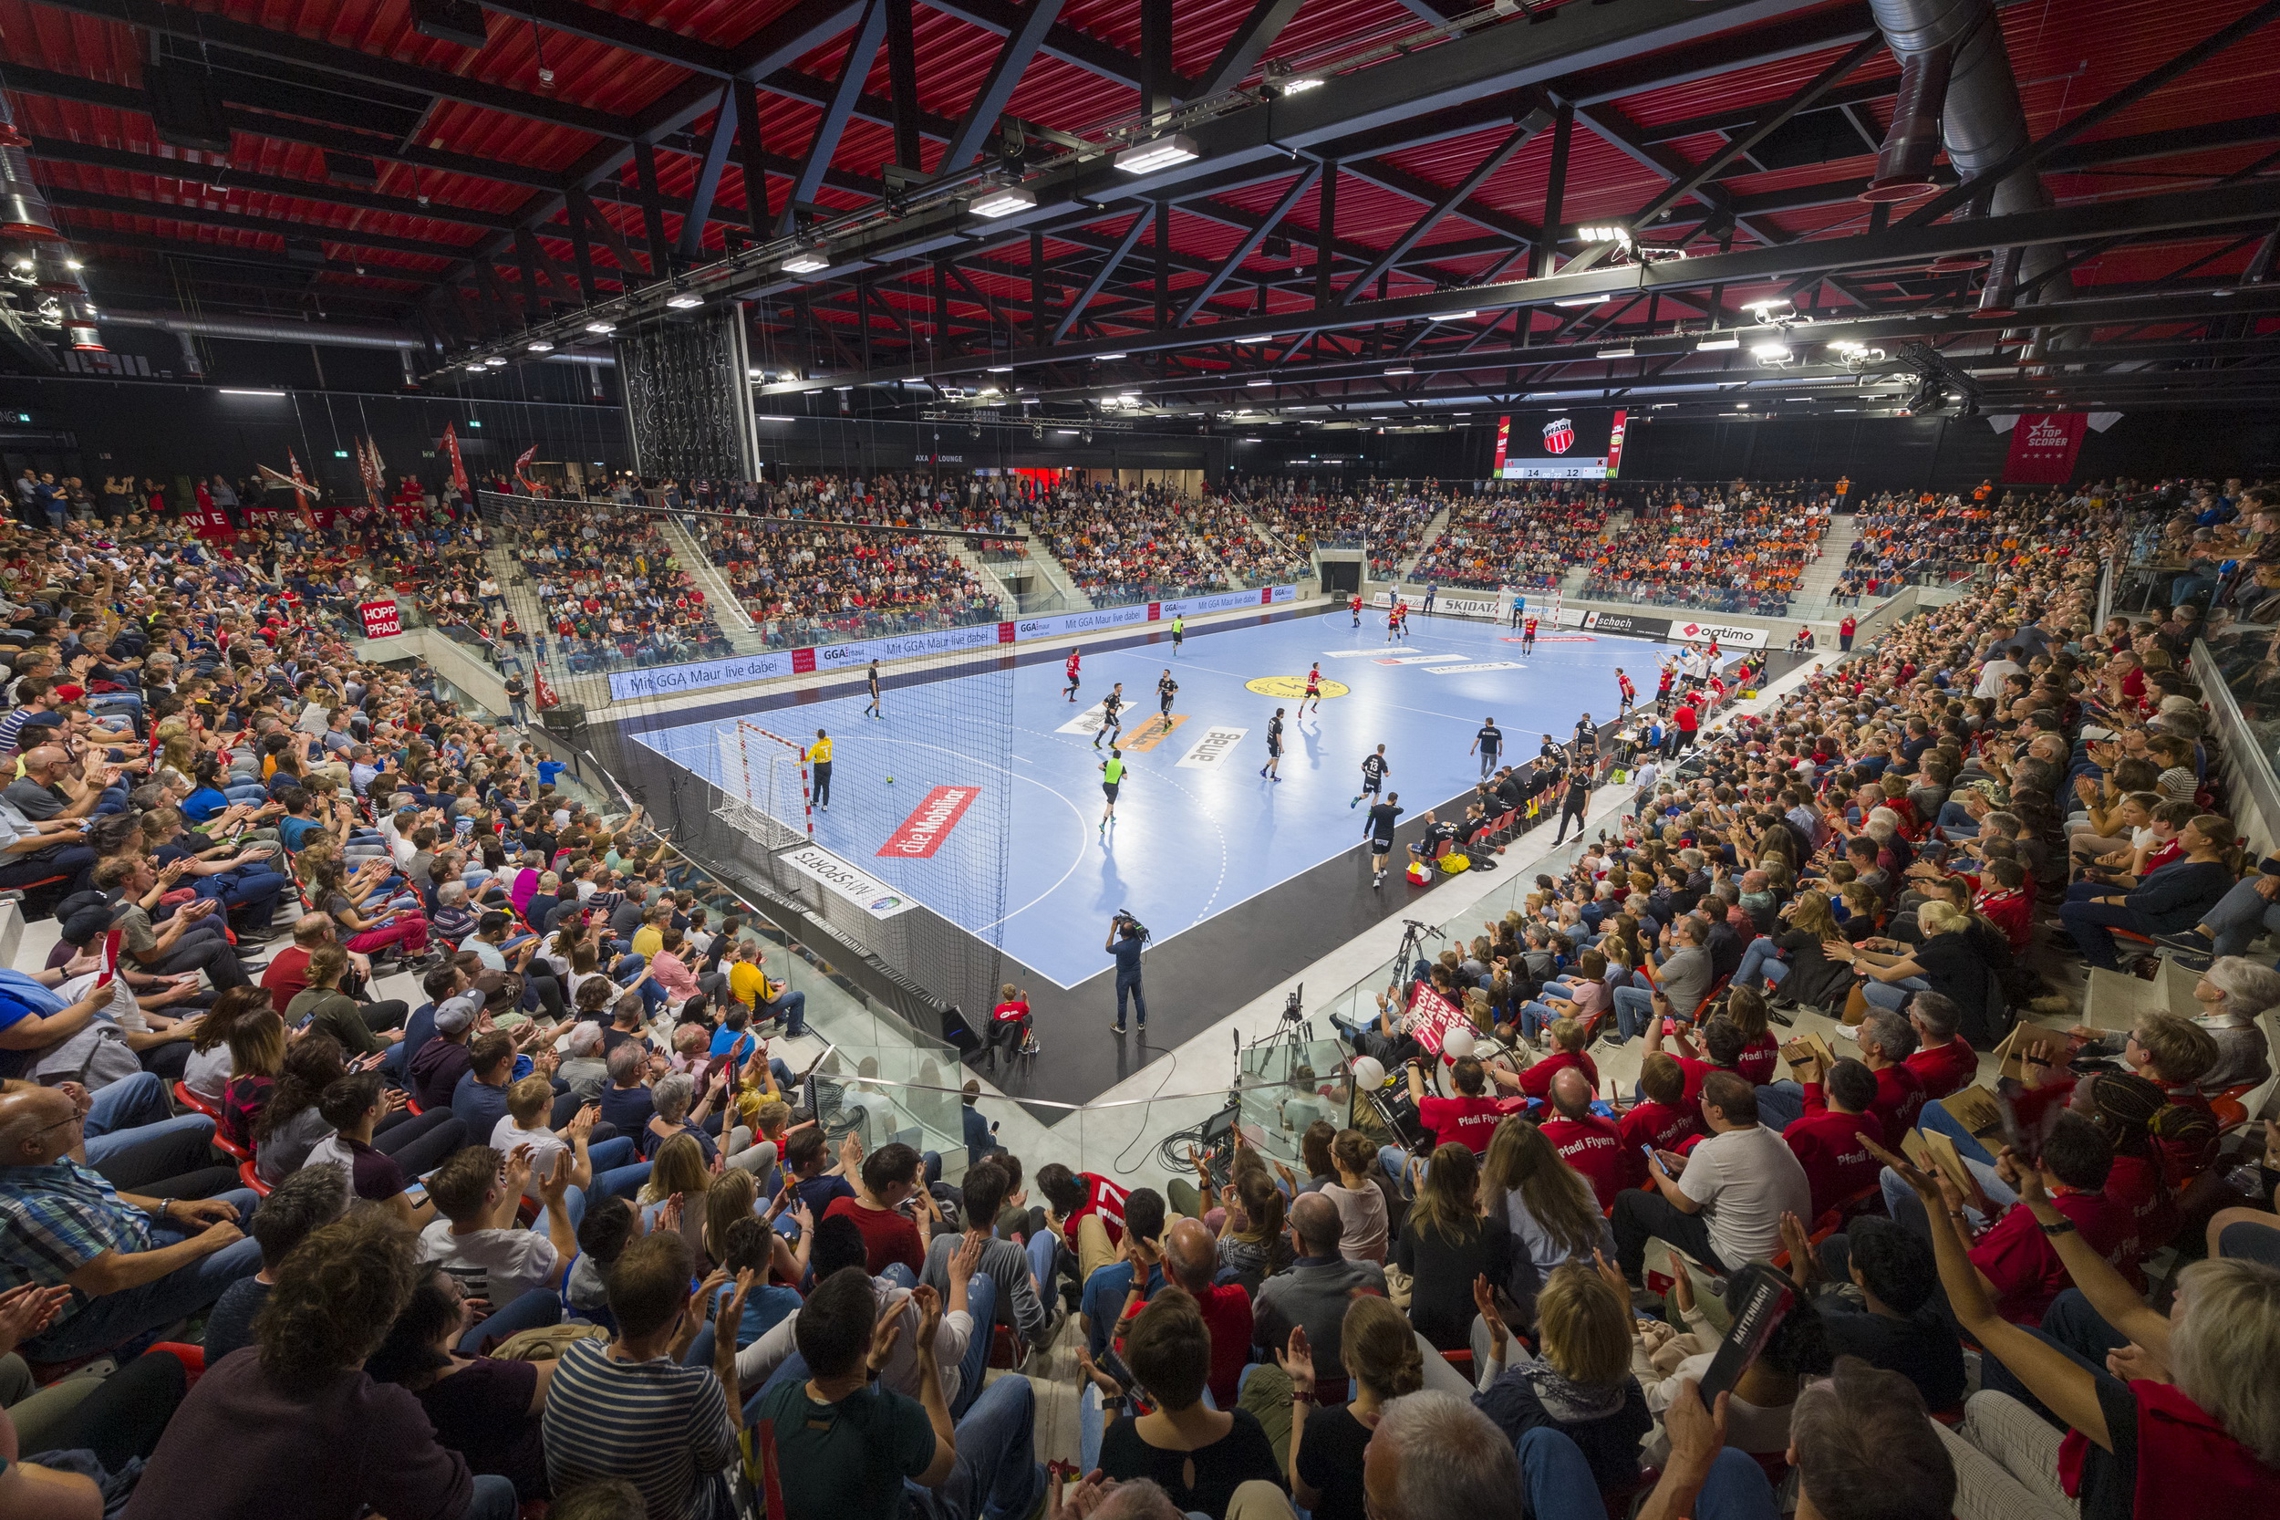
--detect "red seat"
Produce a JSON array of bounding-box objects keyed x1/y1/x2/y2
[
  {"x1": 404, "y1": 1096, "x2": 425, "y2": 1116},
  {"x1": 239, "y1": 1158, "x2": 272, "y2": 1197},
  {"x1": 172, "y1": 1080, "x2": 220, "y2": 1120},
  {"x1": 210, "y1": 1128, "x2": 251, "y2": 1164}
]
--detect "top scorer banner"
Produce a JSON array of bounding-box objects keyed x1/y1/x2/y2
[
  {"x1": 2002, "y1": 412, "x2": 2088, "y2": 485},
  {"x1": 1496, "y1": 408, "x2": 1628, "y2": 480}
]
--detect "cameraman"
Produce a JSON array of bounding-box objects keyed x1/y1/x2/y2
[{"x1": 1106, "y1": 914, "x2": 1146, "y2": 1036}]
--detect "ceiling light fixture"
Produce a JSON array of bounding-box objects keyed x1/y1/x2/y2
[
  {"x1": 1554, "y1": 295, "x2": 1602, "y2": 307},
  {"x1": 780, "y1": 249, "x2": 828, "y2": 274},
  {"x1": 986, "y1": 365, "x2": 1013, "y2": 373},
  {"x1": 1248, "y1": 377, "x2": 1272, "y2": 386},
  {"x1": 219, "y1": 388, "x2": 287, "y2": 398},
  {"x1": 585, "y1": 320, "x2": 615, "y2": 334},
  {"x1": 1751, "y1": 341, "x2": 1792, "y2": 363},
  {"x1": 1384, "y1": 364, "x2": 1413, "y2": 375},
  {"x1": 1430, "y1": 309, "x2": 1476, "y2": 322},
  {"x1": 1696, "y1": 335, "x2": 1739, "y2": 351},
  {"x1": 969, "y1": 185, "x2": 1037, "y2": 219},
  {"x1": 1597, "y1": 345, "x2": 1637, "y2": 359},
  {"x1": 1116, "y1": 133, "x2": 1199, "y2": 174},
  {"x1": 527, "y1": 339, "x2": 554, "y2": 352},
  {"x1": 1575, "y1": 224, "x2": 1633, "y2": 245},
  {"x1": 665, "y1": 292, "x2": 702, "y2": 309}
]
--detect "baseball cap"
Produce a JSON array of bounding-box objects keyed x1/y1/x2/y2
[{"x1": 433, "y1": 997, "x2": 477, "y2": 1035}]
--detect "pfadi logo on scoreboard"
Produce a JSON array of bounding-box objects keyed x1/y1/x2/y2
[{"x1": 1542, "y1": 417, "x2": 1576, "y2": 455}]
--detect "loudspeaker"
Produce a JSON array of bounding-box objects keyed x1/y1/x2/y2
[
  {"x1": 145, "y1": 63, "x2": 229, "y2": 154},
  {"x1": 409, "y1": 0, "x2": 490, "y2": 50},
  {"x1": 543, "y1": 702, "x2": 587, "y2": 744}
]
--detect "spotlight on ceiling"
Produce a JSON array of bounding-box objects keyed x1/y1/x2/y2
[
  {"x1": 526, "y1": 339, "x2": 554, "y2": 352},
  {"x1": 1116, "y1": 133, "x2": 1198, "y2": 174},
  {"x1": 665, "y1": 292, "x2": 702, "y2": 309},
  {"x1": 585, "y1": 320, "x2": 616, "y2": 334},
  {"x1": 1751, "y1": 341, "x2": 1792, "y2": 364},
  {"x1": 1575, "y1": 224, "x2": 1633, "y2": 245},
  {"x1": 969, "y1": 184, "x2": 1037, "y2": 219}
]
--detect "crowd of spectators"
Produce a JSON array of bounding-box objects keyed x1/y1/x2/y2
[
  {"x1": 1408, "y1": 491, "x2": 1614, "y2": 591},
  {"x1": 6, "y1": 468, "x2": 2280, "y2": 1520},
  {"x1": 1031, "y1": 481, "x2": 1309, "y2": 600},
  {"x1": 1581, "y1": 484, "x2": 1832, "y2": 614},
  {"x1": 681, "y1": 515, "x2": 1006, "y2": 648}
]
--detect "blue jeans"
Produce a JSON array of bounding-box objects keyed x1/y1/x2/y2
[
  {"x1": 1917, "y1": 1099, "x2": 1996, "y2": 1166},
  {"x1": 83, "y1": 1071, "x2": 172, "y2": 1138},
  {"x1": 468, "y1": 1474, "x2": 518, "y2": 1520},
  {"x1": 1734, "y1": 936, "x2": 1783, "y2": 990},
  {"x1": 586, "y1": 1136, "x2": 651, "y2": 1200},
  {"x1": 1861, "y1": 975, "x2": 1928, "y2": 1012},
  {"x1": 2059, "y1": 899, "x2": 2145, "y2": 971},
  {"x1": 614, "y1": 953, "x2": 668, "y2": 1014},
  {"x1": 24, "y1": 1190, "x2": 264, "y2": 1360},
  {"x1": 1611, "y1": 985, "x2": 1656, "y2": 1039},
  {"x1": 1881, "y1": 1153, "x2": 2015, "y2": 1236},
  {"x1": 1025, "y1": 1229, "x2": 1058, "y2": 1303},
  {"x1": 1935, "y1": 799, "x2": 1981, "y2": 838},
  {"x1": 194, "y1": 865, "x2": 289, "y2": 921},
  {"x1": 760, "y1": 988, "x2": 808, "y2": 1037},
  {"x1": 1115, "y1": 974, "x2": 1145, "y2": 1030},
  {"x1": 1755, "y1": 1079, "x2": 1806, "y2": 1132},
  {"x1": 2204, "y1": 875, "x2": 2280, "y2": 956},
  {"x1": 458, "y1": 1286, "x2": 561, "y2": 1355},
  {"x1": 951, "y1": 1272, "x2": 998, "y2": 1418},
  {"x1": 1519, "y1": 1426, "x2": 1774, "y2": 1520},
  {"x1": 907, "y1": 1372, "x2": 1043, "y2": 1520}
]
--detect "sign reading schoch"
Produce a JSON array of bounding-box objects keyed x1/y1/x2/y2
[
  {"x1": 777, "y1": 843, "x2": 918, "y2": 919},
  {"x1": 1579, "y1": 610, "x2": 1672, "y2": 639},
  {"x1": 608, "y1": 585, "x2": 1300, "y2": 701}
]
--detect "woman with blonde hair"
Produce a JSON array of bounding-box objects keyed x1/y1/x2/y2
[
  {"x1": 1471, "y1": 1259, "x2": 1651, "y2": 1497},
  {"x1": 1283, "y1": 1293, "x2": 1423, "y2": 1520},
  {"x1": 1396, "y1": 1142, "x2": 1511, "y2": 1350},
  {"x1": 637, "y1": 1130, "x2": 714, "y2": 1265},
  {"x1": 1480, "y1": 1116, "x2": 1612, "y2": 1324}
]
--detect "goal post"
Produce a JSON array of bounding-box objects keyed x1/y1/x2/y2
[{"x1": 715, "y1": 721, "x2": 813, "y2": 847}]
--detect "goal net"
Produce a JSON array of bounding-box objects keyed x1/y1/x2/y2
[{"x1": 716, "y1": 721, "x2": 812, "y2": 849}]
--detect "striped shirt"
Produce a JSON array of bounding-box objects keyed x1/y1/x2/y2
[{"x1": 541, "y1": 1337, "x2": 737, "y2": 1520}]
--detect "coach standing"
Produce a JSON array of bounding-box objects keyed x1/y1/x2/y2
[
  {"x1": 1552, "y1": 764, "x2": 1593, "y2": 847},
  {"x1": 808, "y1": 729, "x2": 833, "y2": 811}
]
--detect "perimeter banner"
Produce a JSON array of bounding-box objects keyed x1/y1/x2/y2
[
  {"x1": 607, "y1": 585, "x2": 1300, "y2": 701},
  {"x1": 877, "y1": 785, "x2": 982, "y2": 859}
]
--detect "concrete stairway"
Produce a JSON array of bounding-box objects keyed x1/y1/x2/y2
[
  {"x1": 1793, "y1": 514, "x2": 1863, "y2": 604},
  {"x1": 1016, "y1": 535, "x2": 1095, "y2": 610},
  {"x1": 952, "y1": 545, "x2": 1022, "y2": 616},
  {"x1": 482, "y1": 547, "x2": 611, "y2": 708},
  {"x1": 656, "y1": 518, "x2": 772, "y2": 653},
  {"x1": 1397, "y1": 503, "x2": 1455, "y2": 578}
]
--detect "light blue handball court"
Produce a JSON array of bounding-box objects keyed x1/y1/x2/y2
[{"x1": 631, "y1": 608, "x2": 1649, "y2": 988}]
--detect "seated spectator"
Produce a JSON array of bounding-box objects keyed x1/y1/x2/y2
[
  {"x1": 1613, "y1": 1072, "x2": 1811, "y2": 1282},
  {"x1": 1481, "y1": 1114, "x2": 1613, "y2": 1324},
  {"x1": 419, "y1": 1142, "x2": 580, "y2": 1346},
  {"x1": 1396, "y1": 1142, "x2": 1511, "y2": 1352},
  {"x1": 920, "y1": 1159, "x2": 1054, "y2": 1358},
  {"x1": 753, "y1": 1257, "x2": 1042, "y2": 1520},
  {"x1": 1889, "y1": 1139, "x2": 2280, "y2": 1519},
  {"x1": 1080, "y1": 1187, "x2": 1168, "y2": 1360},
  {"x1": 540, "y1": 1227, "x2": 750, "y2": 1519},
  {"x1": 1319, "y1": 1129, "x2": 1390, "y2": 1265},
  {"x1": 1473, "y1": 1260, "x2": 1651, "y2": 1496},
  {"x1": 303, "y1": 1070, "x2": 462, "y2": 1226},
  {"x1": 1774, "y1": 1056, "x2": 1885, "y2": 1220},
  {"x1": 1097, "y1": 1287, "x2": 1283, "y2": 1514},
  {"x1": 1784, "y1": 1212, "x2": 1966, "y2": 1413},
  {"x1": 0, "y1": 1079, "x2": 260, "y2": 1360},
  {"x1": 1359, "y1": 1388, "x2": 1526, "y2": 1520},
  {"x1": 122, "y1": 1205, "x2": 519, "y2": 1520},
  {"x1": 826, "y1": 1140, "x2": 933, "y2": 1280},
  {"x1": 367, "y1": 1266, "x2": 555, "y2": 1502},
  {"x1": 1537, "y1": 1068, "x2": 1629, "y2": 1212},
  {"x1": 495, "y1": 1076, "x2": 648, "y2": 1203},
  {"x1": 202, "y1": 1164, "x2": 349, "y2": 1363},
  {"x1": 1901, "y1": 991, "x2": 1980, "y2": 1099},
  {"x1": 1252, "y1": 1194, "x2": 1388, "y2": 1393},
  {"x1": 1270, "y1": 1293, "x2": 1420, "y2": 1520}
]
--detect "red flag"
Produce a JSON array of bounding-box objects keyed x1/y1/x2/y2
[
  {"x1": 2002, "y1": 413, "x2": 2088, "y2": 485},
  {"x1": 513, "y1": 444, "x2": 539, "y2": 496},
  {"x1": 532, "y1": 666, "x2": 561, "y2": 710},
  {"x1": 443, "y1": 423, "x2": 471, "y2": 499}
]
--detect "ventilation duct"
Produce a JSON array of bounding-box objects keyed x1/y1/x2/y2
[
  {"x1": 1867, "y1": 0, "x2": 2073, "y2": 302},
  {"x1": 1863, "y1": 43, "x2": 1952, "y2": 202},
  {"x1": 94, "y1": 309, "x2": 423, "y2": 352},
  {"x1": 0, "y1": 96, "x2": 63, "y2": 242}
]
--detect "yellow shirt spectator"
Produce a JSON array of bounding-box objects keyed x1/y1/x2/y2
[
  {"x1": 630, "y1": 924, "x2": 664, "y2": 960},
  {"x1": 728, "y1": 959, "x2": 769, "y2": 1011}
]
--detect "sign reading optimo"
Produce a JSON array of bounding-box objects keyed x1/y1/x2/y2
[
  {"x1": 1669, "y1": 619, "x2": 1770, "y2": 649},
  {"x1": 607, "y1": 584, "x2": 1301, "y2": 701}
]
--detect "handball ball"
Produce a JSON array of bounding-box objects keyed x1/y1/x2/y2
[
  {"x1": 1350, "y1": 1055, "x2": 1386, "y2": 1091},
  {"x1": 885, "y1": 775, "x2": 895, "y2": 784},
  {"x1": 1442, "y1": 1028, "x2": 1477, "y2": 1061}
]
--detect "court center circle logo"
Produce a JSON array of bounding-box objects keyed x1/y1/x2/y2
[{"x1": 1246, "y1": 676, "x2": 1351, "y2": 700}]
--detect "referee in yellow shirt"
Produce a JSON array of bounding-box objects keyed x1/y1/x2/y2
[{"x1": 808, "y1": 728, "x2": 832, "y2": 811}]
